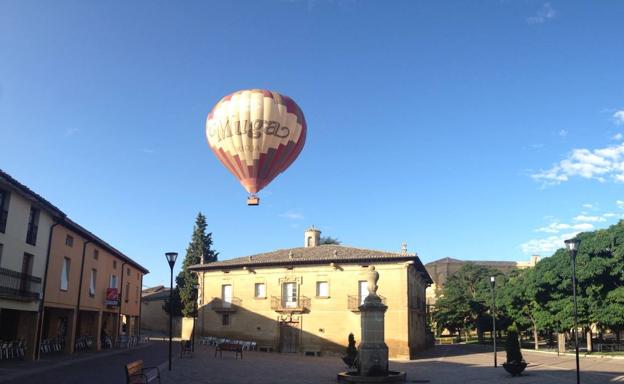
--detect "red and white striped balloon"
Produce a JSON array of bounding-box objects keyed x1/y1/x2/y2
[{"x1": 206, "y1": 89, "x2": 306, "y2": 199}]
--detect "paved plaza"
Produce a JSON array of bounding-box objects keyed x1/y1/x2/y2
[
  {"x1": 161, "y1": 343, "x2": 624, "y2": 384},
  {"x1": 1, "y1": 342, "x2": 622, "y2": 383}
]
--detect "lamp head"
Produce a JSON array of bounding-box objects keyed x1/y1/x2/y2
[
  {"x1": 490, "y1": 276, "x2": 496, "y2": 283},
  {"x1": 564, "y1": 238, "x2": 580, "y2": 253},
  {"x1": 165, "y1": 252, "x2": 178, "y2": 269}
]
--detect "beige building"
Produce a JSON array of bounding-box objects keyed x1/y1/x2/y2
[
  {"x1": 141, "y1": 285, "x2": 181, "y2": 335},
  {"x1": 0, "y1": 170, "x2": 65, "y2": 360},
  {"x1": 40, "y1": 219, "x2": 148, "y2": 355},
  {"x1": 190, "y1": 228, "x2": 433, "y2": 359},
  {"x1": 0, "y1": 168, "x2": 148, "y2": 360},
  {"x1": 424, "y1": 256, "x2": 540, "y2": 306}
]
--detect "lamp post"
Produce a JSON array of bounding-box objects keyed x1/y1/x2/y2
[
  {"x1": 564, "y1": 238, "x2": 581, "y2": 384},
  {"x1": 490, "y1": 276, "x2": 497, "y2": 367},
  {"x1": 165, "y1": 252, "x2": 178, "y2": 372}
]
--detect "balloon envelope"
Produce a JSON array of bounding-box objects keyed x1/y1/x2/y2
[{"x1": 206, "y1": 89, "x2": 306, "y2": 195}]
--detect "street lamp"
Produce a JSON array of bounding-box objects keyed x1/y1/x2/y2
[
  {"x1": 564, "y1": 238, "x2": 581, "y2": 384},
  {"x1": 490, "y1": 276, "x2": 497, "y2": 367},
  {"x1": 165, "y1": 252, "x2": 178, "y2": 371}
]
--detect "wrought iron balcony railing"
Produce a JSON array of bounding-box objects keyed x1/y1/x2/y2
[
  {"x1": 347, "y1": 295, "x2": 387, "y2": 312},
  {"x1": 0, "y1": 267, "x2": 42, "y2": 301},
  {"x1": 26, "y1": 223, "x2": 38, "y2": 246},
  {"x1": 210, "y1": 297, "x2": 241, "y2": 312},
  {"x1": 270, "y1": 295, "x2": 311, "y2": 312},
  {"x1": 0, "y1": 209, "x2": 7, "y2": 233}
]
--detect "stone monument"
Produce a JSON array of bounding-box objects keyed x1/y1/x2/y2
[{"x1": 337, "y1": 266, "x2": 406, "y2": 383}]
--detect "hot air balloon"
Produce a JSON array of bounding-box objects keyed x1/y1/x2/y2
[{"x1": 205, "y1": 89, "x2": 307, "y2": 205}]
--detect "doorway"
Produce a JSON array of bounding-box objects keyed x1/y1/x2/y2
[{"x1": 279, "y1": 321, "x2": 300, "y2": 353}]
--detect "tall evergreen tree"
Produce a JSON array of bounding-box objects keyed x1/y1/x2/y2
[{"x1": 176, "y1": 212, "x2": 219, "y2": 317}]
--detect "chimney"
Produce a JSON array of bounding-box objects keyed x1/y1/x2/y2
[{"x1": 304, "y1": 226, "x2": 321, "y2": 247}]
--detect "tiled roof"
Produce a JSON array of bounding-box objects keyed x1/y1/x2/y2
[
  {"x1": 0, "y1": 168, "x2": 65, "y2": 217},
  {"x1": 189, "y1": 244, "x2": 433, "y2": 284}
]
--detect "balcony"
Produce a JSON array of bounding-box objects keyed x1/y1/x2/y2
[
  {"x1": 271, "y1": 296, "x2": 311, "y2": 313},
  {"x1": 0, "y1": 209, "x2": 7, "y2": 233},
  {"x1": 0, "y1": 267, "x2": 42, "y2": 301},
  {"x1": 26, "y1": 223, "x2": 38, "y2": 246},
  {"x1": 210, "y1": 297, "x2": 241, "y2": 312},
  {"x1": 347, "y1": 295, "x2": 387, "y2": 312}
]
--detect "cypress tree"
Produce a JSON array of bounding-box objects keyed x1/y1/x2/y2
[{"x1": 176, "y1": 212, "x2": 219, "y2": 317}]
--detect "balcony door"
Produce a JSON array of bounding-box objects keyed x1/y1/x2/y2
[
  {"x1": 359, "y1": 280, "x2": 368, "y2": 305},
  {"x1": 282, "y1": 282, "x2": 297, "y2": 308},
  {"x1": 222, "y1": 284, "x2": 232, "y2": 308},
  {"x1": 20, "y1": 253, "x2": 33, "y2": 292}
]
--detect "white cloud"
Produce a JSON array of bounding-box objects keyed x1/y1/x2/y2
[
  {"x1": 279, "y1": 211, "x2": 304, "y2": 220},
  {"x1": 139, "y1": 148, "x2": 155, "y2": 154},
  {"x1": 614, "y1": 110, "x2": 624, "y2": 125},
  {"x1": 521, "y1": 232, "x2": 578, "y2": 254},
  {"x1": 531, "y1": 142, "x2": 624, "y2": 185},
  {"x1": 582, "y1": 203, "x2": 593, "y2": 209},
  {"x1": 573, "y1": 215, "x2": 606, "y2": 223},
  {"x1": 527, "y1": 3, "x2": 557, "y2": 24},
  {"x1": 613, "y1": 133, "x2": 623, "y2": 141},
  {"x1": 559, "y1": 129, "x2": 568, "y2": 137},
  {"x1": 617, "y1": 200, "x2": 624, "y2": 209},
  {"x1": 64, "y1": 128, "x2": 80, "y2": 136},
  {"x1": 537, "y1": 222, "x2": 594, "y2": 233},
  {"x1": 603, "y1": 212, "x2": 617, "y2": 218}
]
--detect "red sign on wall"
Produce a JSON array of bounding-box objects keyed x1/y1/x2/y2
[{"x1": 105, "y1": 288, "x2": 119, "y2": 306}]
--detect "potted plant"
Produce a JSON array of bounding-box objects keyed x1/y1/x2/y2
[
  {"x1": 503, "y1": 324, "x2": 527, "y2": 376},
  {"x1": 342, "y1": 333, "x2": 358, "y2": 369}
]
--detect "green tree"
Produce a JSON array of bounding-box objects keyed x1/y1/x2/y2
[
  {"x1": 320, "y1": 236, "x2": 341, "y2": 245},
  {"x1": 177, "y1": 213, "x2": 219, "y2": 317},
  {"x1": 433, "y1": 263, "x2": 502, "y2": 340},
  {"x1": 162, "y1": 287, "x2": 183, "y2": 317}
]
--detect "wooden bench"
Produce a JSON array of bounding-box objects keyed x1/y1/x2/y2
[
  {"x1": 180, "y1": 340, "x2": 193, "y2": 358},
  {"x1": 303, "y1": 345, "x2": 321, "y2": 357},
  {"x1": 125, "y1": 360, "x2": 160, "y2": 384},
  {"x1": 215, "y1": 342, "x2": 243, "y2": 359}
]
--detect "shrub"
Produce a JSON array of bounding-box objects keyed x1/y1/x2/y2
[{"x1": 505, "y1": 324, "x2": 524, "y2": 364}]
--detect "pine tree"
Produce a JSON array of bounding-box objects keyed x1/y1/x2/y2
[{"x1": 176, "y1": 212, "x2": 219, "y2": 317}]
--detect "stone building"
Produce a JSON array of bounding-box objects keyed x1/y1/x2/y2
[
  {"x1": 189, "y1": 227, "x2": 432, "y2": 359},
  {"x1": 424, "y1": 256, "x2": 540, "y2": 306},
  {"x1": 0, "y1": 168, "x2": 148, "y2": 360},
  {"x1": 141, "y1": 285, "x2": 181, "y2": 336}
]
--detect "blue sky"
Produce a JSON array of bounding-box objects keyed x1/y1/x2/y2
[{"x1": 1, "y1": 1, "x2": 624, "y2": 287}]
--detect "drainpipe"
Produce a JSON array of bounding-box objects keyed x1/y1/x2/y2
[
  {"x1": 138, "y1": 273, "x2": 143, "y2": 339},
  {"x1": 74, "y1": 239, "x2": 92, "y2": 348},
  {"x1": 34, "y1": 219, "x2": 62, "y2": 360},
  {"x1": 116, "y1": 261, "x2": 127, "y2": 343}
]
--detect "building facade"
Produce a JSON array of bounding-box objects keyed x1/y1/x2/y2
[
  {"x1": 141, "y1": 285, "x2": 181, "y2": 336},
  {"x1": 190, "y1": 228, "x2": 433, "y2": 359},
  {"x1": 0, "y1": 169, "x2": 148, "y2": 360},
  {"x1": 0, "y1": 171, "x2": 64, "y2": 360}
]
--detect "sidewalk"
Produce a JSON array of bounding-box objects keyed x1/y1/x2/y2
[{"x1": 0, "y1": 342, "x2": 154, "y2": 383}]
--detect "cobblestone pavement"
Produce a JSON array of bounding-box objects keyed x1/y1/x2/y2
[
  {"x1": 161, "y1": 344, "x2": 624, "y2": 384},
  {"x1": 0, "y1": 341, "x2": 168, "y2": 384}
]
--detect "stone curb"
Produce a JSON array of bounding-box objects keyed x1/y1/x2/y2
[
  {"x1": 0, "y1": 343, "x2": 153, "y2": 384},
  {"x1": 521, "y1": 348, "x2": 624, "y2": 360}
]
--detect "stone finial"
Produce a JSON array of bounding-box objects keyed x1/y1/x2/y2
[
  {"x1": 333, "y1": 249, "x2": 338, "y2": 257},
  {"x1": 401, "y1": 243, "x2": 407, "y2": 255},
  {"x1": 289, "y1": 250, "x2": 294, "y2": 259},
  {"x1": 367, "y1": 266, "x2": 379, "y2": 296}
]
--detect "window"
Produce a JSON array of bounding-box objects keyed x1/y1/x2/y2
[
  {"x1": 316, "y1": 281, "x2": 329, "y2": 298},
  {"x1": 20, "y1": 253, "x2": 34, "y2": 291},
  {"x1": 0, "y1": 243, "x2": 3, "y2": 266},
  {"x1": 127, "y1": 267, "x2": 130, "y2": 276},
  {"x1": 0, "y1": 189, "x2": 8, "y2": 233},
  {"x1": 93, "y1": 249, "x2": 99, "y2": 260},
  {"x1": 359, "y1": 281, "x2": 368, "y2": 305},
  {"x1": 222, "y1": 284, "x2": 232, "y2": 308},
  {"x1": 282, "y1": 282, "x2": 297, "y2": 308},
  {"x1": 26, "y1": 207, "x2": 40, "y2": 245},
  {"x1": 61, "y1": 257, "x2": 70, "y2": 291},
  {"x1": 254, "y1": 283, "x2": 266, "y2": 298},
  {"x1": 89, "y1": 269, "x2": 97, "y2": 296},
  {"x1": 135, "y1": 286, "x2": 139, "y2": 303},
  {"x1": 109, "y1": 274, "x2": 117, "y2": 288},
  {"x1": 113, "y1": 260, "x2": 117, "y2": 269},
  {"x1": 222, "y1": 314, "x2": 230, "y2": 326},
  {"x1": 65, "y1": 235, "x2": 74, "y2": 247},
  {"x1": 125, "y1": 282, "x2": 130, "y2": 302}
]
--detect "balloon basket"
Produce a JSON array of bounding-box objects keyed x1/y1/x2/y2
[{"x1": 247, "y1": 196, "x2": 260, "y2": 206}]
